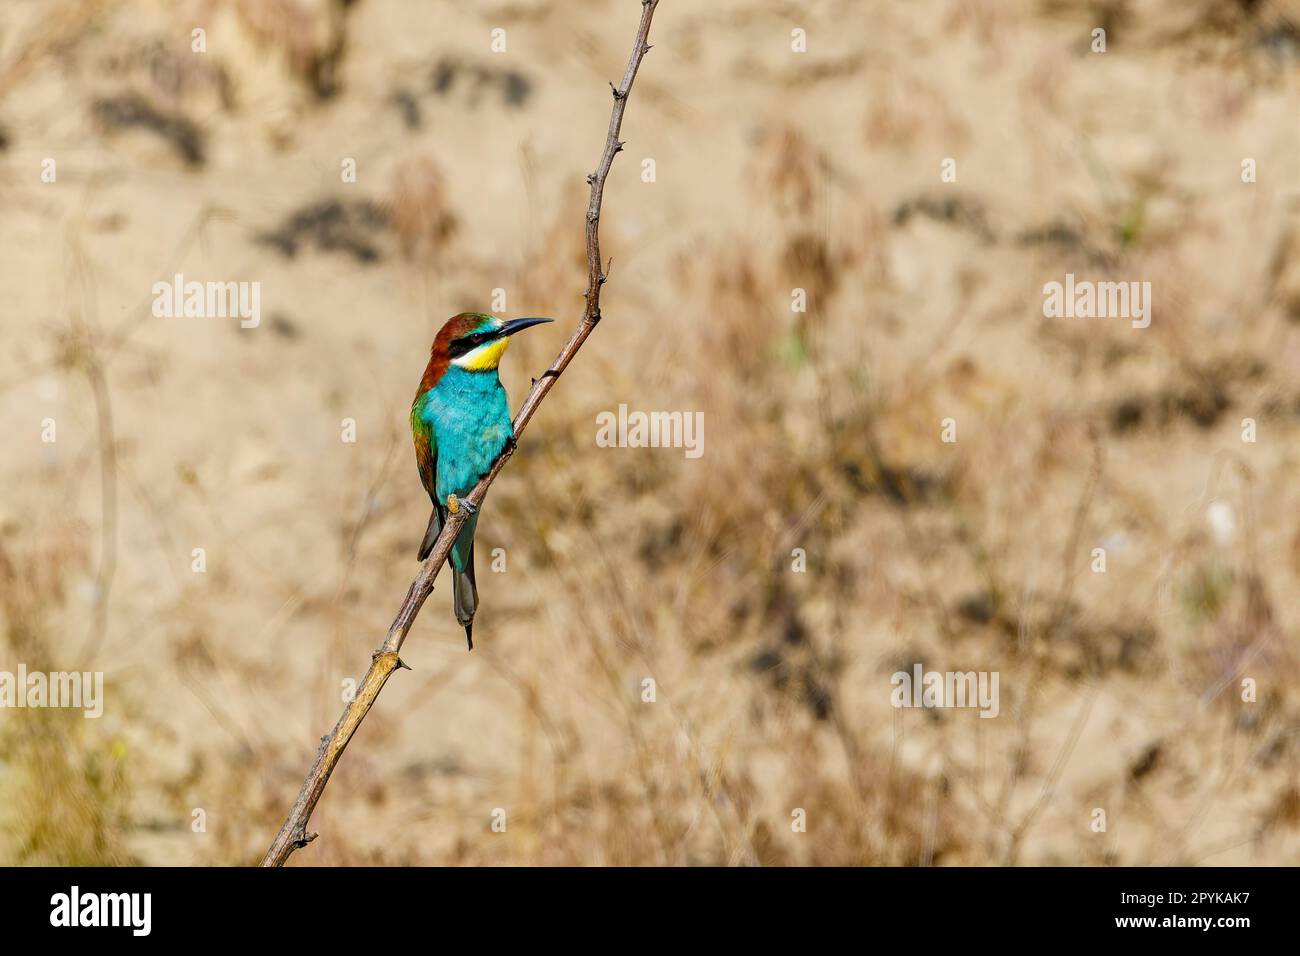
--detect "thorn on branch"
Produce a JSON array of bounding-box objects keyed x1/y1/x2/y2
[
  {"x1": 609, "y1": 82, "x2": 626, "y2": 101},
  {"x1": 531, "y1": 370, "x2": 559, "y2": 386},
  {"x1": 395, "y1": 657, "x2": 412, "y2": 671},
  {"x1": 613, "y1": 141, "x2": 625, "y2": 153}
]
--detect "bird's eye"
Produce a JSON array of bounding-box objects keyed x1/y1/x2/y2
[{"x1": 450, "y1": 330, "x2": 495, "y2": 358}]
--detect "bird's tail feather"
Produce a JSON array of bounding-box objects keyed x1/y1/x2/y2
[{"x1": 453, "y1": 541, "x2": 478, "y2": 650}]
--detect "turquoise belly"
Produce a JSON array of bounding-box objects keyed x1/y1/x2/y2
[{"x1": 417, "y1": 366, "x2": 513, "y2": 503}]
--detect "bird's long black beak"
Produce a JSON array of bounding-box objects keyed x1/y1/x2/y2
[{"x1": 498, "y1": 317, "x2": 554, "y2": 338}]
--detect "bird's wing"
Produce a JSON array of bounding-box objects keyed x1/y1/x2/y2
[
  {"x1": 412, "y1": 406, "x2": 443, "y2": 559},
  {"x1": 411, "y1": 408, "x2": 437, "y2": 501},
  {"x1": 417, "y1": 505, "x2": 443, "y2": 561}
]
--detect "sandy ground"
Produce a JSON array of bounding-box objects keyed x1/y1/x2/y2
[{"x1": 1, "y1": 0, "x2": 1299, "y2": 865}]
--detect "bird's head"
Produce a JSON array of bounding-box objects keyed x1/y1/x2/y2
[
  {"x1": 419, "y1": 313, "x2": 553, "y2": 394},
  {"x1": 436, "y1": 312, "x2": 553, "y2": 372}
]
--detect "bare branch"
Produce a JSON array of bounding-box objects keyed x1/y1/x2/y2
[{"x1": 261, "y1": 0, "x2": 660, "y2": 868}]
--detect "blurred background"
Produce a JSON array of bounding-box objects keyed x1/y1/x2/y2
[{"x1": 1, "y1": 0, "x2": 1299, "y2": 865}]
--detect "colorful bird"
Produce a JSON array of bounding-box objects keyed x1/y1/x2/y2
[{"x1": 411, "y1": 312, "x2": 553, "y2": 649}]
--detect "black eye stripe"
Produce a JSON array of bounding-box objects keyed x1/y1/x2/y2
[{"x1": 448, "y1": 330, "x2": 495, "y2": 358}]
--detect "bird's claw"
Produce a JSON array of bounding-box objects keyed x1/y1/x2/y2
[{"x1": 447, "y1": 493, "x2": 477, "y2": 516}]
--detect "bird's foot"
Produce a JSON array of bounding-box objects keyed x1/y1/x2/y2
[{"x1": 446, "y1": 493, "x2": 478, "y2": 515}]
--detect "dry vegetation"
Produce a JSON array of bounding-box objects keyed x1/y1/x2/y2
[{"x1": 1, "y1": 0, "x2": 1299, "y2": 865}]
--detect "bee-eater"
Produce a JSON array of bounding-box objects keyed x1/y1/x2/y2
[{"x1": 411, "y1": 312, "x2": 553, "y2": 650}]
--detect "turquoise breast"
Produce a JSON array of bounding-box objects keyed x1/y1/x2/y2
[{"x1": 417, "y1": 366, "x2": 513, "y2": 502}]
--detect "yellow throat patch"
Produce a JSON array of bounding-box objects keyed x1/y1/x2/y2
[{"x1": 455, "y1": 335, "x2": 510, "y2": 371}]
